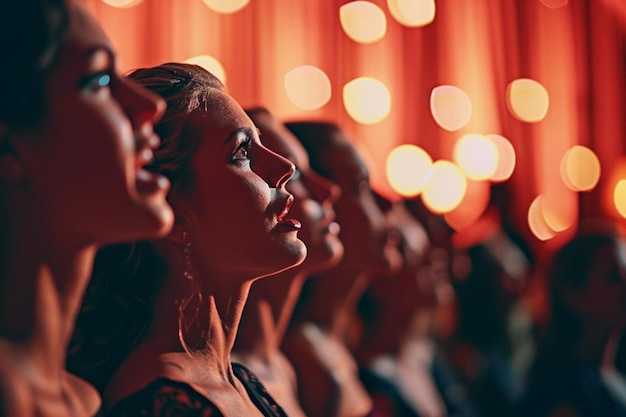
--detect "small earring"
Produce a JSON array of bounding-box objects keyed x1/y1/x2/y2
[
  {"x1": 182, "y1": 231, "x2": 193, "y2": 281},
  {"x1": 178, "y1": 230, "x2": 203, "y2": 354}
]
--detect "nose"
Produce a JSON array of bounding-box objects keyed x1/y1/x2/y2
[
  {"x1": 119, "y1": 77, "x2": 166, "y2": 128},
  {"x1": 254, "y1": 147, "x2": 296, "y2": 188},
  {"x1": 386, "y1": 226, "x2": 402, "y2": 249},
  {"x1": 306, "y1": 170, "x2": 341, "y2": 205}
]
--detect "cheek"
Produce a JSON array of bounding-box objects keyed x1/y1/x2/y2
[
  {"x1": 199, "y1": 174, "x2": 272, "y2": 231},
  {"x1": 60, "y1": 99, "x2": 133, "y2": 166}
]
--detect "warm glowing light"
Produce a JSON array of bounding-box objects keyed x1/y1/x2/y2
[
  {"x1": 614, "y1": 180, "x2": 626, "y2": 219},
  {"x1": 507, "y1": 78, "x2": 549, "y2": 122},
  {"x1": 486, "y1": 134, "x2": 516, "y2": 182},
  {"x1": 422, "y1": 160, "x2": 467, "y2": 214},
  {"x1": 387, "y1": 0, "x2": 435, "y2": 27},
  {"x1": 453, "y1": 134, "x2": 498, "y2": 181},
  {"x1": 541, "y1": 193, "x2": 575, "y2": 232},
  {"x1": 528, "y1": 195, "x2": 557, "y2": 241},
  {"x1": 430, "y1": 85, "x2": 472, "y2": 131},
  {"x1": 340, "y1": 1, "x2": 387, "y2": 44},
  {"x1": 343, "y1": 77, "x2": 391, "y2": 124},
  {"x1": 560, "y1": 145, "x2": 601, "y2": 192},
  {"x1": 202, "y1": 0, "x2": 250, "y2": 14},
  {"x1": 102, "y1": 0, "x2": 143, "y2": 7},
  {"x1": 284, "y1": 66, "x2": 332, "y2": 111},
  {"x1": 443, "y1": 180, "x2": 490, "y2": 231},
  {"x1": 540, "y1": 0, "x2": 568, "y2": 9},
  {"x1": 184, "y1": 55, "x2": 226, "y2": 85},
  {"x1": 386, "y1": 145, "x2": 433, "y2": 197}
]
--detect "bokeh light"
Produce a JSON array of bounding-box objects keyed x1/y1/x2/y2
[
  {"x1": 343, "y1": 77, "x2": 391, "y2": 124},
  {"x1": 386, "y1": 145, "x2": 433, "y2": 197},
  {"x1": 507, "y1": 78, "x2": 549, "y2": 122},
  {"x1": 540, "y1": 0, "x2": 569, "y2": 9},
  {"x1": 202, "y1": 0, "x2": 250, "y2": 14},
  {"x1": 284, "y1": 66, "x2": 332, "y2": 111},
  {"x1": 560, "y1": 145, "x2": 601, "y2": 192},
  {"x1": 102, "y1": 0, "x2": 143, "y2": 7},
  {"x1": 184, "y1": 55, "x2": 227, "y2": 85},
  {"x1": 443, "y1": 180, "x2": 490, "y2": 231},
  {"x1": 422, "y1": 160, "x2": 467, "y2": 214},
  {"x1": 487, "y1": 134, "x2": 516, "y2": 182},
  {"x1": 387, "y1": 0, "x2": 436, "y2": 27},
  {"x1": 541, "y1": 192, "x2": 576, "y2": 233},
  {"x1": 453, "y1": 134, "x2": 498, "y2": 181},
  {"x1": 430, "y1": 85, "x2": 472, "y2": 131},
  {"x1": 528, "y1": 195, "x2": 557, "y2": 241},
  {"x1": 614, "y1": 180, "x2": 626, "y2": 219},
  {"x1": 340, "y1": 1, "x2": 387, "y2": 44}
]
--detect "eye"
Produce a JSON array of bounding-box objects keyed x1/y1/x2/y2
[
  {"x1": 79, "y1": 72, "x2": 112, "y2": 93},
  {"x1": 231, "y1": 137, "x2": 251, "y2": 162}
]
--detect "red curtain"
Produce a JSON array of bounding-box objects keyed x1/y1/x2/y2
[{"x1": 83, "y1": 0, "x2": 626, "y2": 252}]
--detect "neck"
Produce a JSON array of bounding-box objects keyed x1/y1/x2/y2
[
  {"x1": 297, "y1": 262, "x2": 370, "y2": 340},
  {"x1": 0, "y1": 225, "x2": 96, "y2": 382},
  {"x1": 149, "y1": 242, "x2": 254, "y2": 378},
  {"x1": 235, "y1": 269, "x2": 307, "y2": 356}
]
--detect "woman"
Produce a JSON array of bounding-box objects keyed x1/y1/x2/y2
[
  {"x1": 72, "y1": 63, "x2": 307, "y2": 416},
  {"x1": 282, "y1": 121, "x2": 402, "y2": 417},
  {"x1": 233, "y1": 107, "x2": 344, "y2": 417},
  {"x1": 516, "y1": 225, "x2": 626, "y2": 417},
  {"x1": 0, "y1": 1, "x2": 172, "y2": 416}
]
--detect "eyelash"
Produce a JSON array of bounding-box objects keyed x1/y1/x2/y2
[
  {"x1": 231, "y1": 137, "x2": 251, "y2": 162},
  {"x1": 80, "y1": 71, "x2": 112, "y2": 92}
]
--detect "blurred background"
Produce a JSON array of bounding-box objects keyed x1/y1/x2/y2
[{"x1": 82, "y1": 0, "x2": 626, "y2": 255}]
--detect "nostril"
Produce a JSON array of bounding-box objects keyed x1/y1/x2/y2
[{"x1": 274, "y1": 163, "x2": 296, "y2": 188}]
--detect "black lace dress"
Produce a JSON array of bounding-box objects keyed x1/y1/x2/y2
[{"x1": 106, "y1": 363, "x2": 288, "y2": 417}]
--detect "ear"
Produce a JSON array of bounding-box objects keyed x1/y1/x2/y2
[{"x1": 0, "y1": 123, "x2": 25, "y2": 182}]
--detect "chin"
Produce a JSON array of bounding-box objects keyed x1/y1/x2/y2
[
  {"x1": 118, "y1": 205, "x2": 174, "y2": 244},
  {"x1": 280, "y1": 239, "x2": 308, "y2": 269}
]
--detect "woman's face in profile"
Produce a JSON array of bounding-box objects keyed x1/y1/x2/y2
[
  {"x1": 252, "y1": 112, "x2": 344, "y2": 274},
  {"x1": 10, "y1": 2, "x2": 173, "y2": 245},
  {"x1": 322, "y1": 144, "x2": 401, "y2": 275},
  {"x1": 183, "y1": 97, "x2": 307, "y2": 280}
]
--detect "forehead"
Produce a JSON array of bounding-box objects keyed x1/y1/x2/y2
[
  {"x1": 194, "y1": 91, "x2": 253, "y2": 138},
  {"x1": 63, "y1": 2, "x2": 112, "y2": 54}
]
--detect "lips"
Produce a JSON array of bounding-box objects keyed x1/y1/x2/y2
[
  {"x1": 324, "y1": 221, "x2": 341, "y2": 235},
  {"x1": 135, "y1": 134, "x2": 170, "y2": 195},
  {"x1": 277, "y1": 195, "x2": 302, "y2": 229},
  {"x1": 319, "y1": 211, "x2": 340, "y2": 235}
]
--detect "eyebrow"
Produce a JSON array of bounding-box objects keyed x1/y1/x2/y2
[{"x1": 224, "y1": 127, "x2": 255, "y2": 144}]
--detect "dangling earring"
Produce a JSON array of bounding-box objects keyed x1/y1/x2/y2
[{"x1": 177, "y1": 230, "x2": 203, "y2": 354}]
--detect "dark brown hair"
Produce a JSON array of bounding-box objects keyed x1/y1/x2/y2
[{"x1": 0, "y1": 0, "x2": 68, "y2": 128}]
